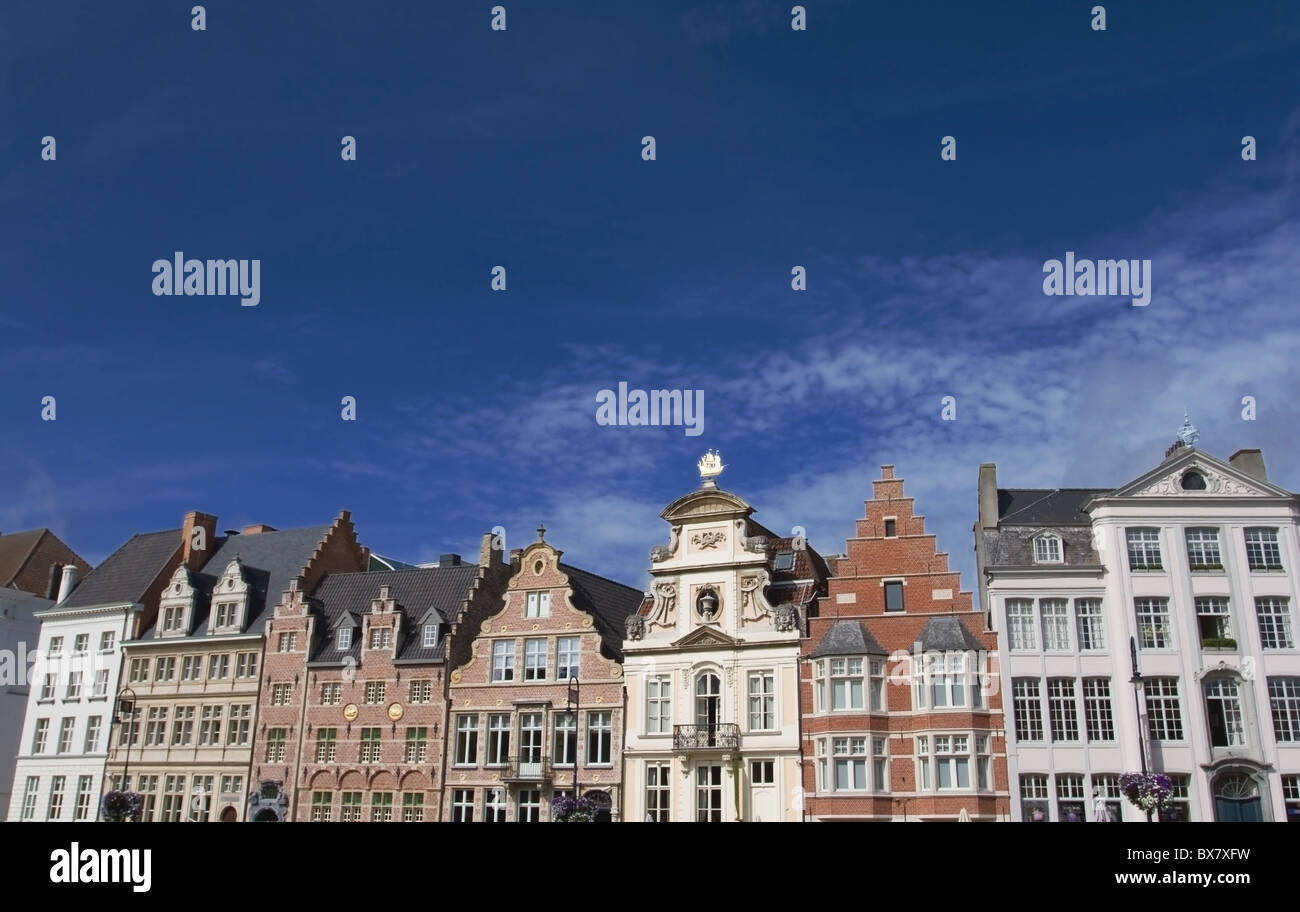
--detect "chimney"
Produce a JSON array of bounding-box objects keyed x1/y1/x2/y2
[
  {"x1": 978, "y1": 464, "x2": 999, "y2": 530},
  {"x1": 439, "y1": 553, "x2": 461, "y2": 567},
  {"x1": 182, "y1": 511, "x2": 219, "y2": 570},
  {"x1": 46, "y1": 562, "x2": 63, "y2": 599},
  {"x1": 56, "y1": 564, "x2": 78, "y2": 603},
  {"x1": 1229, "y1": 449, "x2": 1268, "y2": 482},
  {"x1": 242, "y1": 524, "x2": 277, "y2": 535}
]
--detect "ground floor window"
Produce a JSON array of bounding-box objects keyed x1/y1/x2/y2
[
  {"x1": 1055, "y1": 774, "x2": 1085, "y2": 822},
  {"x1": 1090, "y1": 774, "x2": 1123, "y2": 822},
  {"x1": 311, "y1": 791, "x2": 332, "y2": 822},
  {"x1": 1020, "y1": 774, "x2": 1049, "y2": 822},
  {"x1": 1158, "y1": 775, "x2": 1190, "y2": 822},
  {"x1": 696, "y1": 765, "x2": 723, "y2": 822},
  {"x1": 517, "y1": 789, "x2": 542, "y2": 822},
  {"x1": 340, "y1": 792, "x2": 362, "y2": 822},
  {"x1": 402, "y1": 793, "x2": 425, "y2": 822},
  {"x1": 370, "y1": 792, "x2": 394, "y2": 822},
  {"x1": 451, "y1": 789, "x2": 474, "y2": 822},
  {"x1": 1283, "y1": 775, "x2": 1300, "y2": 823},
  {"x1": 646, "y1": 763, "x2": 671, "y2": 821},
  {"x1": 485, "y1": 788, "x2": 507, "y2": 822}
]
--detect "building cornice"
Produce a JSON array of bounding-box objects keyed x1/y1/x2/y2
[{"x1": 33, "y1": 602, "x2": 141, "y2": 620}]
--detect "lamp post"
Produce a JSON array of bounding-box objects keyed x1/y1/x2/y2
[
  {"x1": 566, "y1": 673, "x2": 579, "y2": 812},
  {"x1": 116, "y1": 687, "x2": 137, "y2": 791},
  {"x1": 1128, "y1": 637, "x2": 1152, "y2": 823}
]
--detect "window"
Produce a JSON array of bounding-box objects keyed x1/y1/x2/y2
[
  {"x1": 873, "y1": 737, "x2": 889, "y2": 790},
  {"x1": 118, "y1": 716, "x2": 139, "y2": 748},
  {"x1": 171, "y1": 706, "x2": 194, "y2": 745},
  {"x1": 1195, "y1": 597, "x2": 1233, "y2": 647},
  {"x1": 1075, "y1": 599, "x2": 1105, "y2": 651},
  {"x1": 402, "y1": 793, "x2": 425, "y2": 822},
  {"x1": 1186, "y1": 527, "x2": 1223, "y2": 570},
  {"x1": 84, "y1": 716, "x2": 102, "y2": 753},
  {"x1": 927, "y1": 652, "x2": 968, "y2": 708},
  {"x1": 884, "y1": 518, "x2": 897, "y2": 537},
  {"x1": 214, "y1": 602, "x2": 238, "y2": 629},
  {"x1": 1082, "y1": 678, "x2": 1114, "y2": 742},
  {"x1": 1257, "y1": 598, "x2": 1295, "y2": 649},
  {"x1": 154, "y1": 657, "x2": 175, "y2": 682},
  {"x1": 1245, "y1": 528, "x2": 1283, "y2": 571},
  {"x1": 340, "y1": 792, "x2": 362, "y2": 822},
  {"x1": 48, "y1": 635, "x2": 64, "y2": 656},
  {"x1": 748, "y1": 671, "x2": 776, "y2": 730},
  {"x1": 557, "y1": 636, "x2": 580, "y2": 681},
  {"x1": 31, "y1": 718, "x2": 49, "y2": 754},
  {"x1": 696, "y1": 766, "x2": 723, "y2": 822},
  {"x1": 1126, "y1": 528, "x2": 1163, "y2": 570},
  {"x1": 552, "y1": 712, "x2": 577, "y2": 766},
  {"x1": 364, "y1": 681, "x2": 385, "y2": 705},
  {"x1": 517, "y1": 790, "x2": 541, "y2": 823},
  {"x1": 271, "y1": 683, "x2": 292, "y2": 706},
  {"x1": 1204, "y1": 678, "x2": 1247, "y2": 747},
  {"x1": 264, "y1": 728, "x2": 287, "y2": 763},
  {"x1": 337, "y1": 627, "x2": 352, "y2": 650},
  {"x1": 137, "y1": 775, "x2": 158, "y2": 822},
  {"x1": 1034, "y1": 534, "x2": 1062, "y2": 563},
  {"x1": 1284, "y1": 776, "x2": 1300, "y2": 823},
  {"x1": 227, "y1": 704, "x2": 251, "y2": 745},
  {"x1": 405, "y1": 727, "x2": 428, "y2": 764},
  {"x1": 484, "y1": 788, "x2": 507, "y2": 823},
  {"x1": 145, "y1": 707, "x2": 168, "y2": 745},
  {"x1": 320, "y1": 682, "x2": 342, "y2": 705},
  {"x1": 278, "y1": 632, "x2": 297, "y2": 653},
  {"x1": 1056, "y1": 774, "x2": 1086, "y2": 823},
  {"x1": 1047, "y1": 679, "x2": 1079, "y2": 742},
  {"x1": 524, "y1": 638, "x2": 547, "y2": 681},
  {"x1": 455, "y1": 715, "x2": 478, "y2": 765},
  {"x1": 975, "y1": 735, "x2": 990, "y2": 790},
  {"x1": 884, "y1": 581, "x2": 904, "y2": 612},
  {"x1": 191, "y1": 776, "x2": 213, "y2": 821},
  {"x1": 160, "y1": 775, "x2": 185, "y2": 822},
  {"x1": 833, "y1": 737, "x2": 867, "y2": 790},
  {"x1": 773, "y1": 551, "x2": 795, "y2": 570},
  {"x1": 359, "y1": 728, "x2": 382, "y2": 763},
  {"x1": 1144, "y1": 678, "x2": 1184, "y2": 741},
  {"x1": 99, "y1": 631, "x2": 116, "y2": 652},
  {"x1": 451, "y1": 789, "x2": 474, "y2": 823},
  {"x1": 409, "y1": 680, "x2": 432, "y2": 704},
  {"x1": 1012, "y1": 679, "x2": 1043, "y2": 742},
  {"x1": 92, "y1": 668, "x2": 109, "y2": 698},
  {"x1": 525, "y1": 591, "x2": 551, "y2": 618},
  {"x1": 1007, "y1": 599, "x2": 1036, "y2": 651},
  {"x1": 1159, "y1": 776, "x2": 1190, "y2": 822},
  {"x1": 311, "y1": 792, "x2": 332, "y2": 822},
  {"x1": 235, "y1": 652, "x2": 258, "y2": 678},
  {"x1": 207, "y1": 653, "x2": 230, "y2": 679},
  {"x1": 751, "y1": 760, "x2": 775, "y2": 785},
  {"x1": 128, "y1": 658, "x2": 148, "y2": 683},
  {"x1": 371, "y1": 792, "x2": 394, "y2": 822},
  {"x1": 485, "y1": 713, "x2": 510, "y2": 766},
  {"x1": 57, "y1": 717, "x2": 75, "y2": 753},
  {"x1": 220, "y1": 775, "x2": 244, "y2": 796},
  {"x1": 1268, "y1": 678, "x2": 1300, "y2": 743},
  {"x1": 180, "y1": 655, "x2": 201, "y2": 681},
  {"x1": 933, "y1": 735, "x2": 970, "y2": 790},
  {"x1": 422, "y1": 624, "x2": 437, "y2": 648},
  {"x1": 1136, "y1": 598, "x2": 1172, "y2": 649},
  {"x1": 369, "y1": 627, "x2": 391, "y2": 650},
  {"x1": 491, "y1": 641, "x2": 515, "y2": 682},
  {"x1": 65, "y1": 671, "x2": 83, "y2": 700},
  {"x1": 21, "y1": 777, "x2": 39, "y2": 820},
  {"x1": 315, "y1": 728, "x2": 337, "y2": 763},
  {"x1": 199, "y1": 705, "x2": 223, "y2": 745},
  {"x1": 1020, "y1": 774, "x2": 1049, "y2": 822},
  {"x1": 646, "y1": 675, "x2": 672, "y2": 734},
  {"x1": 1041, "y1": 599, "x2": 1070, "y2": 651},
  {"x1": 1181, "y1": 470, "x2": 1207, "y2": 490},
  {"x1": 646, "y1": 763, "x2": 671, "y2": 822},
  {"x1": 48, "y1": 776, "x2": 66, "y2": 820},
  {"x1": 587, "y1": 711, "x2": 612, "y2": 765},
  {"x1": 1091, "y1": 774, "x2": 1123, "y2": 822},
  {"x1": 38, "y1": 674, "x2": 54, "y2": 702},
  {"x1": 162, "y1": 606, "x2": 184, "y2": 634},
  {"x1": 830, "y1": 658, "x2": 864, "y2": 710}
]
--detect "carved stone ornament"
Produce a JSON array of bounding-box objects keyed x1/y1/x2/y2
[
  {"x1": 625, "y1": 614, "x2": 646, "y2": 641},
  {"x1": 650, "y1": 580, "x2": 678, "y2": 627},
  {"x1": 1137, "y1": 466, "x2": 1261, "y2": 497},
  {"x1": 692, "y1": 530, "x2": 727, "y2": 550},
  {"x1": 773, "y1": 604, "x2": 799, "y2": 632},
  {"x1": 651, "y1": 526, "x2": 681, "y2": 563}
]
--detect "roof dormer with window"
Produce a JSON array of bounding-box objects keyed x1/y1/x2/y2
[
  {"x1": 157, "y1": 565, "x2": 198, "y2": 638},
  {"x1": 1031, "y1": 531, "x2": 1063, "y2": 565},
  {"x1": 208, "y1": 557, "x2": 251, "y2": 634}
]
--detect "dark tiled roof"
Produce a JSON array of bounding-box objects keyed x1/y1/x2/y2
[
  {"x1": 917, "y1": 616, "x2": 985, "y2": 652},
  {"x1": 307, "y1": 565, "x2": 481, "y2": 664},
  {"x1": 998, "y1": 488, "x2": 1107, "y2": 526},
  {"x1": 560, "y1": 564, "x2": 644, "y2": 660},
  {"x1": 62, "y1": 530, "x2": 181, "y2": 609},
  {"x1": 0, "y1": 529, "x2": 48, "y2": 587},
  {"x1": 810, "y1": 619, "x2": 887, "y2": 658}
]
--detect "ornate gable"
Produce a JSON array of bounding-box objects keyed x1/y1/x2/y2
[
  {"x1": 1112, "y1": 449, "x2": 1287, "y2": 500},
  {"x1": 671, "y1": 625, "x2": 741, "y2": 650}
]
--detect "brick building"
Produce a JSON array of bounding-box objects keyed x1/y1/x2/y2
[
  {"x1": 0, "y1": 527, "x2": 91, "y2": 599},
  {"x1": 104, "y1": 511, "x2": 368, "y2": 821},
  {"x1": 800, "y1": 465, "x2": 1010, "y2": 821},
  {"x1": 445, "y1": 528, "x2": 641, "y2": 822}
]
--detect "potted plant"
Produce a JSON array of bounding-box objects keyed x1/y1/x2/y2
[
  {"x1": 101, "y1": 790, "x2": 144, "y2": 822},
  {"x1": 551, "y1": 794, "x2": 597, "y2": 822},
  {"x1": 1119, "y1": 772, "x2": 1173, "y2": 818}
]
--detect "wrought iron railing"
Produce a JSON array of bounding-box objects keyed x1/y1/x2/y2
[
  {"x1": 673, "y1": 724, "x2": 740, "y2": 751},
  {"x1": 503, "y1": 756, "x2": 553, "y2": 782}
]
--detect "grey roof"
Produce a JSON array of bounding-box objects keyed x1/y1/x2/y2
[
  {"x1": 307, "y1": 565, "x2": 481, "y2": 665},
  {"x1": 998, "y1": 488, "x2": 1107, "y2": 526},
  {"x1": 61, "y1": 530, "x2": 181, "y2": 609},
  {"x1": 560, "y1": 564, "x2": 644, "y2": 660},
  {"x1": 917, "y1": 616, "x2": 985, "y2": 652},
  {"x1": 810, "y1": 619, "x2": 887, "y2": 658}
]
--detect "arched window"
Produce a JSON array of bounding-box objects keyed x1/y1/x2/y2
[{"x1": 1033, "y1": 533, "x2": 1062, "y2": 564}]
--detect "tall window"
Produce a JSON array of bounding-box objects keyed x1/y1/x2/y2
[
  {"x1": 696, "y1": 766, "x2": 722, "y2": 822},
  {"x1": 451, "y1": 789, "x2": 474, "y2": 823},
  {"x1": 491, "y1": 641, "x2": 515, "y2": 682},
  {"x1": 337, "y1": 627, "x2": 352, "y2": 650},
  {"x1": 1284, "y1": 776, "x2": 1300, "y2": 823},
  {"x1": 144, "y1": 708, "x2": 168, "y2": 746},
  {"x1": 191, "y1": 777, "x2": 213, "y2": 822},
  {"x1": 833, "y1": 737, "x2": 867, "y2": 790},
  {"x1": 1185, "y1": 527, "x2": 1223, "y2": 570},
  {"x1": 38, "y1": 675, "x2": 54, "y2": 702},
  {"x1": 484, "y1": 788, "x2": 506, "y2": 823},
  {"x1": 84, "y1": 716, "x2": 102, "y2": 753},
  {"x1": 48, "y1": 776, "x2": 66, "y2": 819},
  {"x1": 1012, "y1": 679, "x2": 1043, "y2": 742},
  {"x1": 371, "y1": 792, "x2": 394, "y2": 822},
  {"x1": 73, "y1": 776, "x2": 94, "y2": 821},
  {"x1": 517, "y1": 790, "x2": 542, "y2": 823},
  {"x1": 214, "y1": 602, "x2": 238, "y2": 630},
  {"x1": 1268, "y1": 677, "x2": 1300, "y2": 743},
  {"x1": 646, "y1": 675, "x2": 672, "y2": 734},
  {"x1": 315, "y1": 728, "x2": 337, "y2": 763},
  {"x1": 278, "y1": 632, "x2": 297, "y2": 653},
  {"x1": 236, "y1": 651, "x2": 259, "y2": 678},
  {"x1": 199, "y1": 705, "x2": 223, "y2": 746},
  {"x1": 1144, "y1": 678, "x2": 1184, "y2": 741},
  {"x1": 405, "y1": 728, "x2": 428, "y2": 764},
  {"x1": 271, "y1": 683, "x2": 292, "y2": 706},
  {"x1": 137, "y1": 775, "x2": 158, "y2": 821},
  {"x1": 455, "y1": 716, "x2": 478, "y2": 765},
  {"x1": 552, "y1": 712, "x2": 576, "y2": 766},
  {"x1": 65, "y1": 672, "x2": 83, "y2": 700},
  {"x1": 160, "y1": 775, "x2": 185, "y2": 822},
  {"x1": 1159, "y1": 776, "x2": 1190, "y2": 822},
  {"x1": 128, "y1": 658, "x2": 148, "y2": 683},
  {"x1": 524, "y1": 639, "x2": 547, "y2": 681},
  {"x1": 359, "y1": 728, "x2": 382, "y2": 763},
  {"x1": 525, "y1": 591, "x2": 551, "y2": 618},
  {"x1": 587, "y1": 711, "x2": 612, "y2": 765},
  {"x1": 162, "y1": 606, "x2": 184, "y2": 634},
  {"x1": 93, "y1": 669, "x2": 109, "y2": 698},
  {"x1": 646, "y1": 763, "x2": 671, "y2": 821},
  {"x1": 227, "y1": 704, "x2": 251, "y2": 745},
  {"x1": 1034, "y1": 534, "x2": 1062, "y2": 563},
  {"x1": 1126, "y1": 528, "x2": 1163, "y2": 570},
  {"x1": 1257, "y1": 598, "x2": 1295, "y2": 649},
  {"x1": 486, "y1": 714, "x2": 510, "y2": 766},
  {"x1": 1244, "y1": 528, "x2": 1283, "y2": 571},
  {"x1": 1136, "y1": 598, "x2": 1172, "y2": 649},
  {"x1": 1020, "y1": 775, "x2": 1049, "y2": 822},
  {"x1": 873, "y1": 737, "x2": 889, "y2": 790},
  {"x1": 1205, "y1": 678, "x2": 1246, "y2": 747},
  {"x1": 208, "y1": 654, "x2": 230, "y2": 679},
  {"x1": 974, "y1": 735, "x2": 990, "y2": 790},
  {"x1": 56, "y1": 717, "x2": 75, "y2": 753},
  {"x1": 748, "y1": 671, "x2": 776, "y2": 730},
  {"x1": 1075, "y1": 599, "x2": 1105, "y2": 651},
  {"x1": 926, "y1": 652, "x2": 968, "y2": 708},
  {"x1": 1195, "y1": 597, "x2": 1232, "y2": 648},
  {"x1": 1056, "y1": 775, "x2": 1086, "y2": 822},
  {"x1": 264, "y1": 728, "x2": 287, "y2": 762},
  {"x1": 21, "y1": 777, "x2": 39, "y2": 820},
  {"x1": 556, "y1": 636, "x2": 580, "y2": 681},
  {"x1": 181, "y1": 655, "x2": 202, "y2": 681},
  {"x1": 933, "y1": 735, "x2": 971, "y2": 789},
  {"x1": 830, "y1": 658, "x2": 864, "y2": 710},
  {"x1": 99, "y1": 631, "x2": 116, "y2": 652},
  {"x1": 167, "y1": 709, "x2": 193, "y2": 747},
  {"x1": 519, "y1": 713, "x2": 543, "y2": 770},
  {"x1": 422, "y1": 625, "x2": 437, "y2": 648},
  {"x1": 1007, "y1": 599, "x2": 1036, "y2": 651},
  {"x1": 884, "y1": 581, "x2": 904, "y2": 612},
  {"x1": 156, "y1": 657, "x2": 177, "y2": 681},
  {"x1": 1040, "y1": 600, "x2": 1070, "y2": 651},
  {"x1": 1083, "y1": 678, "x2": 1114, "y2": 742},
  {"x1": 1047, "y1": 679, "x2": 1079, "y2": 742}
]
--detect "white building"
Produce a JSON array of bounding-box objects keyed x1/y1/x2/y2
[
  {"x1": 1, "y1": 587, "x2": 51, "y2": 814},
  {"x1": 6, "y1": 530, "x2": 180, "y2": 821},
  {"x1": 621, "y1": 453, "x2": 829, "y2": 822},
  {"x1": 976, "y1": 421, "x2": 1300, "y2": 822}
]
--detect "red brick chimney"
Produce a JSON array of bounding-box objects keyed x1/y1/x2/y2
[
  {"x1": 182, "y1": 511, "x2": 219, "y2": 570},
  {"x1": 242, "y1": 524, "x2": 277, "y2": 535}
]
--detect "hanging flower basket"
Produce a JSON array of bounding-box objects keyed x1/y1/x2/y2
[
  {"x1": 1118, "y1": 773, "x2": 1173, "y2": 815},
  {"x1": 101, "y1": 790, "x2": 145, "y2": 822}
]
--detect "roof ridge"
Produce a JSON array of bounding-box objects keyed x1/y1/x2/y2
[
  {"x1": 559, "y1": 562, "x2": 641, "y2": 596},
  {"x1": 998, "y1": 488, "x2": 1062, "y2": 523}
]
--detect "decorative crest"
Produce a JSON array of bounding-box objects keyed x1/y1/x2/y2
[
  {"x1": 1176, "y1": 410, "x2": 1200, "y2": 447},
  {"x1": 698, "y1": 450, "x2": 724, "y2": 486}
]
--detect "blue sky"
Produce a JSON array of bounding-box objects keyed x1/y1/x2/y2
[{"x1": 3, "y1": 1, "x2": 1299, "y2": 595}]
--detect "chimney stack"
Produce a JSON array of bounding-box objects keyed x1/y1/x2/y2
[
  {"x1": 182, "y1": 511, "x2": 219, "y2": 570},
  {"x1": 1229, "y1": 449, "x2": 1268, "y2": 482},
  {"x1": 439, "y1": 553, "x2": 461, "y2": 567},
  {"x1": 242, "y1": 524, "x2": 277, "y2": 535},
  {"x1": 56, "y1": 564, "x2": 78, "y2": 603},
  {"x1": 46, "y1": 562, "x2": 63, "y2": 599},
  {"x1": 978, "y1": 463, "x2": 999, "y2": 530}
]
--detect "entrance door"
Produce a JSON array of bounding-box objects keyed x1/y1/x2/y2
[
  {"x1": 1213, "y1": 772, "x2": 1264, "y2": 822},
  {"x1": 696, "y1": 674, "x2": 720, "y2": 746},
  {"x1": 696, "y1": 765, "x2": 722, "y2": 822}
]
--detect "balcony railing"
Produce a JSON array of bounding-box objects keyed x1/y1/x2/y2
[
  {"x1": 503, "y1": 756, "x2": 552, "y2": 783},
  {"x1": 673, "y1": 724, "x2": 741, "y2": 751}
]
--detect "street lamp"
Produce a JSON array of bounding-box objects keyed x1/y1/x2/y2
[
  {"x1": 566, "y1": 674, "x2": 579, "y2": 806},
  {"x1": 1128, "y1": 636, "x2": 1153, "y2": 823},
  {"x1": 116, "y1": 687, "x2": 137, "y2": 791}
]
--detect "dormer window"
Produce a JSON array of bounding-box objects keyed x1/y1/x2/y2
[
  {"x1": 162, "y1": 605, "x2": 185, "y2": 635},
  {"x1": 213, "y1": 602, "x2": 240, "y2": 631},
  {"x1": 423, "y1": 624, "x2": 437, "y2": 648},
  {"x1": 773, "y1": 552, "x2": 795, "y2": 572},
  {"x1": 1033, "y1": 534, "x2": 1063, "y2": 564},
  {"x1": 370, "y1": 628, "x2": 392, "y2": 650},
  {"x1": 337, "y1": 628, "x2": 353, "y2": 650}
]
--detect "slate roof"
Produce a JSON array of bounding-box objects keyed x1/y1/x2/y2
[
  {"x1": 61, "y1": 530, "x2": 181, "y2": 609},
  {"x1": 560, "y1": 564, "x2": 644, "y2": 660},
  {"x1": 0, "y1": 529, "x2": 48, "y2": 587},
  {"x1": 997, "y1": 488, "x2": 1107, "y2": 526},
  {"x1": 307, "y1": 565, "x2": 481, "y2": 664},
  {"x1": 916, "y1": 615, "x2": 985, "y2": 652},
  {"x1": 810, "y1": 619, "x2": 887, "y2": 658}
]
